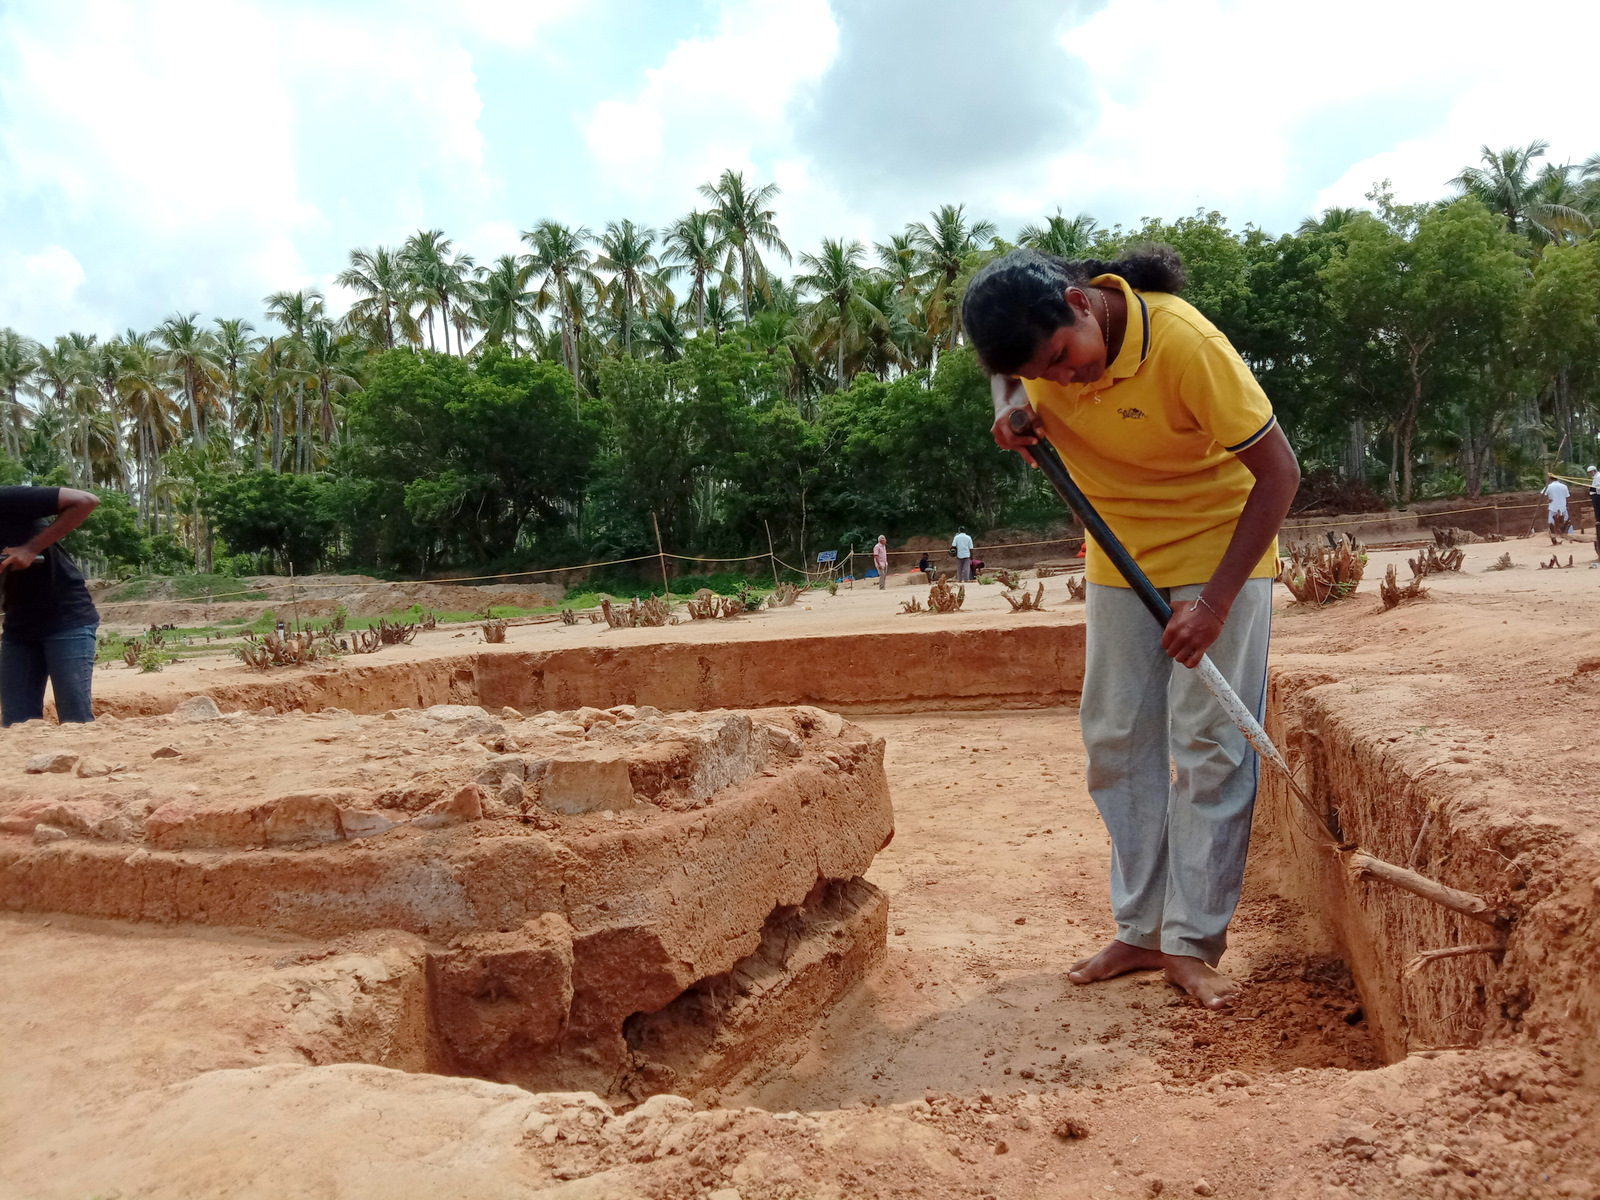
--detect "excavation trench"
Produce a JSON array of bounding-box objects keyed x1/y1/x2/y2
[{"x1": 30, "y1": 621, "x2": 1569, "y2": 1109}]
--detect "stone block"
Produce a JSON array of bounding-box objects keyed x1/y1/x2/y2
[
  {"x1": 146, "y1": 798, "x2": 277, "y2": 850},
  {"x1": 74, "y1": 757, "x2": 115, "y2": 778},
  {"x1": 412, "y1": 784, "x2": 483, "y2": 829},
  {"x1": 175, "y1": 695, "x2": 223, "y2": 722},
  {"x1": 265, "y1": 793, "x2": 346, "y2": 846},
  {"x1": 24, "y1": 753, "x2": 78, "y2": 774},
  {"x1": 537, "y1": 753, "x2": 635, "y2": 814},
  {"x1": 429, "y1": 912, "x2": 575, "y2": 1069}
]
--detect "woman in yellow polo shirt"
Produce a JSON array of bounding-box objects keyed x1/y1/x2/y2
[{"x1": 961, "y1": 246, "x2": 1300, "y2": 1010}]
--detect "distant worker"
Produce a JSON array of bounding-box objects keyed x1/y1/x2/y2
[
  {"x1": 873, "y1": 535, "x2": 889, "y2": 589},
  {"x1": 0, "y1": 486, "x2": 101, "y2": 727},
  {"x1": 1543, "y1": 473, "x2": 1570, "y2": 541},
  {"x1": 1588, "y1": 467, "x2": 1600, "y2": 554},
  {"x1": 917, "y1": 552, "x2": 936, "y2": 582},
  {"x1": 951, "y1": 528, "x2": 974, "y2": 582}
]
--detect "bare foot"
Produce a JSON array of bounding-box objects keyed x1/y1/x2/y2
[
  {"x1": 1162, "y1": 954, "x2": 1242, "y2": 1010},
  {"x1": 1067, "y1": 939, "x2": 1165, "y2": 985}
]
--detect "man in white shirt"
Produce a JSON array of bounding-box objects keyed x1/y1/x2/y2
[
  {"x1": 873, "y1": 535, "x2": 889, "y2": 589},
  {"x1": 951, "y1": 529, "x2": 974, "y2": 581},
  {"x1": 1543, "y1": 474, "x2": 1570, "y2": 540}
]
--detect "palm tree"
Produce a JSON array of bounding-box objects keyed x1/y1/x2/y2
[
  {"x1": 336, "y1": 247, "x2": 406, "y2": 350},
  {"x1": 698, "y1": 169, "x2": 790, "y2": 324},
  {"x1": 637, "y1": 304, "x2": 686, "y2": 363},
  {"x1": 910, "y1": 204, "x2": 997, "y2": 353},
  {"x1": 155, "y1": 313, "x2": 222, "y2": 450},
  {"x1": 263, "y1": 290, "x2": 325, "y2": 473},
  {"x1": 702, "y1": 285, "x2": 736, "y2": 346},
  {"x1": 1297, "y1": 207, "x2": 1362, "y2": 235},
  {"x1": 875, "y1": 232, "x2": 920, "y2": 298},
  {"x1": 115, "y1": 332, "x2": 174, "y2": 522},
  {"x1": 596, "y1": 219, "x2": 668, "y2": 356},
  {"x1": 473, "y1": 254, "x2": 539, "y2": 355},
  {"x1": 35, "y1": 336, "x2": 93, "y2": 482},
  {"x1": 0, "y1": 329, "x2": 38, "y2": 460},
  {"x1": 214, "y1": 318, "x2": 258, "y2": 446},
  {"x1": 303, "y1": 323, "x2": 358, "y2": 454},
  {"x1": 1451, "y1": 141, "x2": 1590, "y2": 245},
  {"x1": 661, "y1": 211, "x2": 723, "y2": 331},
  {"x1": 1017, "y1": 210, "x2": 1098, "y2": 258},
  {"x1": 522, "y1": 220, "x2": 597, "y2": 393},
  {"x1": 854, "y1": 275, "x2": 916, "y2": 380},
  {"x1": 796, "y1": 238, "x2": 872, "y2": 391}
]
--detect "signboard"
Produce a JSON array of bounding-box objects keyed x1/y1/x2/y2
[{"x1": 816, "y1": 550, "x2": 837, "y2": 564}]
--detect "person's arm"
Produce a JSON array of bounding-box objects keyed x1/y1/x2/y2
[
  {"x1": 1161, "y1": 425, "x2": 1299, "y2": 668},
  {"x1": 1, "y1": 488, "x2": 99, "y2": 573}
]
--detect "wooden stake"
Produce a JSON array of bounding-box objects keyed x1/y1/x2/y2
[
  {"x1": 765, "y1": 519, "x2": 778, "y2": 586},
  {"x1": 289, "y1": 563, "x2": 301, "y2": 635},
  {"x1": 651, "y1": 511, "x2": 671, "y2": 598}
]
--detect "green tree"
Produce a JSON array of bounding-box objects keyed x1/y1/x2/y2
[
  {"x1": 1323, "y1": 199, "x2": 1524, "y2": 503},
  {"x1": 1452, "y1": 141, "x2": 1591, "y2": 246},
  {"x1": 204, "y1": 469, "x2": 339, "y2": 572},
  {"x1": 0, "y1": 329, "x2": 37, "y2": 460},
  {"x1": 1017, "y1": 210, "x2": 1098, "y2": 258},
  {"x1": 523, "y1": 220, "x2": 598, "y2": 391},
  {"x1": 336, "y1": 247, "x2": 408, "y2": 351},
  {"x1": 910, "y1": 204, "x2": 997, "y2": 353}
]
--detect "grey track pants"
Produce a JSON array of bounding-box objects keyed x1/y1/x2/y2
[{"x1": 1080, "y1": 577, "x2": 1273, "y2": 964}]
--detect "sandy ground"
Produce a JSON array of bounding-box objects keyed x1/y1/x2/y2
[{"x1": 6, "y1": 531, "x2": 1600, "y2": 1196}]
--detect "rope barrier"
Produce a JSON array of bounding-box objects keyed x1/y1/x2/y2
[{"x1": 101, "y1": 493, "x2": 1572, "y2": 607}]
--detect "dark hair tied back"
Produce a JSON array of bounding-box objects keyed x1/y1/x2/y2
[{"x1": 961, "y1": 243, "x2": 1184, "y2": 376}]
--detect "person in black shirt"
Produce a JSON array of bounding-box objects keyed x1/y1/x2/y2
[{"x1": 0, "y1": 487, "x2": 101, "y2": 726}]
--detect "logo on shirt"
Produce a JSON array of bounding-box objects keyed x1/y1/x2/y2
[{"x1": 1117, "y1": 407, "x2": 1146, "y2": 420}]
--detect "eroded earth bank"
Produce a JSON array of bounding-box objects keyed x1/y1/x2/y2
[{"x1": 3, "y1": 540, "x2": 1599, "y2": 1199}]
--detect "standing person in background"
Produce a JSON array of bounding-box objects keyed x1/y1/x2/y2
[
  {"x1": 0, "y1": 486, "x2": 101, "y2": 727},
  {"x1": 1543, "y1": 473, "x2": 1570, "y2": 542},
  {"x1": 1587, "y1": 467, "x2": 1600, "y2": 558},
  {"x1": 873, "y1": 535, "x2": 889, "y2": 589},
  {"x1": 951, "y1": 528, "x2": 974, "y2": 582}
]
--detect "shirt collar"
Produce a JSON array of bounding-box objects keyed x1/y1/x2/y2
[{"x1": 1087, "y1": 273, "x2": 1149, "y2": 385}]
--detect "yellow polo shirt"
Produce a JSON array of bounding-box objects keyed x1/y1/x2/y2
[{"x1": 1022, "y1": 274, "x2": 1278, "y2": 589}]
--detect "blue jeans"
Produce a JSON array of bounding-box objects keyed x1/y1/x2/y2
[{"x1": 0, "y1": 623, "x2": 99, "y2": 726}]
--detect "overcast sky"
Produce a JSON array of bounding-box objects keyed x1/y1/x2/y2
[{"x1": 3, "y1": 0, "x2": 1597, "y2": 342}]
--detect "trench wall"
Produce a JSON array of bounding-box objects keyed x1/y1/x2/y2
[
  {"x1": 98, "y1": 625, "x2": 1088, "y2": 719},
  {"x1": 93, "y1": 620, "x2": 1600, "y2": 1070}
]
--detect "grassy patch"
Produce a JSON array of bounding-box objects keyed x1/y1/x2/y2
[{"x1": 102, "y1": 574, "x2": 269, "y2": 603}]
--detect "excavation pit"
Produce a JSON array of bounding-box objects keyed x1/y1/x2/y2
[
  {"x1": 0, "y1": 701, "x2": 894, "y2": 1100},
  {"x1": 5, "y1": 545, "x2": 1600, "y2": 1198}
]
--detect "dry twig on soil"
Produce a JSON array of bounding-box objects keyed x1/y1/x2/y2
[
  {"x1": 899, "y1": 596, "x2": 924, "y2": 614},
  {"x1": 1003, "y1": 582, "x2": 1047, "y2": 612},
  {"x1": 121, "y1": 639, "x2": 142, "y2": 667},
  {"x1": 482, "y1": 618, "x2": 508, "y2": 644},
  {"x1": 766, "y1": 582, "x2": 802, "y2": 608},
  {"x1": 1379, "y1": 564, "x2": 1428, "y2": 609},
  {"x1": 1404, "y1": 943, "x2": 1505, "y2": 977},
  {"x1": 927, "y1": 580, "x2": 965, "y2": 613},
  {"x1": 994, "y1": 569, "x2": 1022, "y2": 589},
  {"x1": 559, "y1": 608, "x2": 578, "y2": 625},
  {"x1": 1280, "y1": 535, "x2": 1367, "y2": 604},
  {"x1": 1065, "y1": 575, "x2": 1086, "y2": 601},
  {"x1": 1488, "y1": 552, "x2": 1514, "y2": 571},
  {"x1": 1538, "y1": 555, "x2": 1575, "y2": 570},
  {"x1": 1409, "y1": 545, "x2": 1465, "y2": 577}
]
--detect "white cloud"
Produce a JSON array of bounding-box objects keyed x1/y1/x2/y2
[
  {"x1": 0, "y1": 245, "x2": 88, "y2": 333},
  {"x1": 458, "y1": 0, "x2": 581, "y2": 48},
  {"x1": 579, "y1": 0, "x2": 837, "y2": 211}
]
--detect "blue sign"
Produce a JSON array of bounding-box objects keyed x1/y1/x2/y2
[{"x1": 816, "y1": 550, "x2": 838, "y2": 563}]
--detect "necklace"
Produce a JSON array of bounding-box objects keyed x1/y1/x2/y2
[{"x1": 1088, "y1": 287, "x2": 1109, "y2": 352}]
